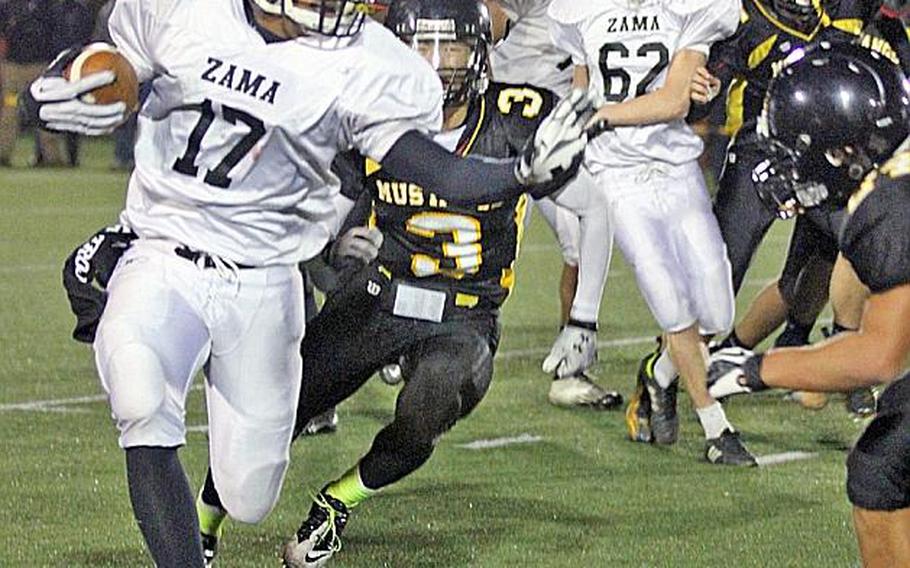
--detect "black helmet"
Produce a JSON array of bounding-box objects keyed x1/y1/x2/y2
[
  {"x1": 759, "y1": 41, "x2": 910, "y2": 211},
  {"x1": 385, "y1": 0, "x2": 491, "y2": 108},
  {"x1": 770, "y1": 0, "x2": 821, "y2": 31}
]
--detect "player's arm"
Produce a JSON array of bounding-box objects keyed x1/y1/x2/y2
[
  {"x1": 760, "y1": 284, "x2": 910, "y2": 390},
  {"x1": 380, "y1": 88, "x2": 594, "y2": 205},
  {"x1": 589, "y1": 48, "x2": 707, "y2": 127}
]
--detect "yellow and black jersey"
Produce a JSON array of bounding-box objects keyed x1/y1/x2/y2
[
  {"x1": 335, "y1": 81, "x2": 556, "y2": 310},
  {"x1": 709, "y1": 0, "x2": 891, "y2": 136},
  {"x1": 841, "y1": 149, "x2": 910, "y2": 293}
]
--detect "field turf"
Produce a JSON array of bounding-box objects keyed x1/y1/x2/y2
[{"x1": 0, "y1": 139, "x2": 866, "y2": 566}]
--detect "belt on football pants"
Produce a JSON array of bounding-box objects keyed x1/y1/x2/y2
[{"x1": 174, "y1": 246, "x2": 255, "y2": 270}]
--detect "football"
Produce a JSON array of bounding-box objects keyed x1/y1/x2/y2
[{"x1": 64, "y1": 42, "x2": 139, "y2": 112}]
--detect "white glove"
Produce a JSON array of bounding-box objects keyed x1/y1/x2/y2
[
  {"x1": 329, "y1": 226, "x2": 383, "y2": 269},
  {"x1": 542, "y1": 322, "x2": 597, "y2": 378},
  {"x1": 28, "y1": 72, "x2": 127, "y2": 135},
  {"x1": 516, "y1": 88, "x2": 595, "y2": 187},
  {"x1": 708, "y1": 347, "x2": 765, "y2": 400}
]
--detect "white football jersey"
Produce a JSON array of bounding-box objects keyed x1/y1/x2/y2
[
  {"x1": 549, "y1": 0, "x2": 739, "y2": 172},
  {"x1": 490, "y1": 0, "x2": 573, "y2": 97},
  {"x1": 109, "y1": 0, "x2": 443, "y2": 266}
]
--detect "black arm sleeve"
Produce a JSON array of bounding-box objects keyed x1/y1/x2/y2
[
  {"x1": 381, "y1": 130, "x2": 524, "y2": 205},
  {"x1": 874, "y1": 11, "x2": 910, "y2": 77}
]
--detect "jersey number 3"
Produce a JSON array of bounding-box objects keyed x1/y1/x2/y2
[
  {"x1": 172, "y1": 98, "x2": 266, "y2": 188},
  {"x1": 406, "y1": 212, "x2": 483, "y2": 279},
  {"x1": 598, "y1": 42, "x2": 669, "y2": 102}
]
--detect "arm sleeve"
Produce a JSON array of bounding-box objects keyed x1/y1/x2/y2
[
  {"x1": 381, "y1": 130, "x2": 524, "y2": 205},
  {"x1": 673, "y1": 0, "x2": 742, "y2": 55},
  {"x1": 548, "y1": 18, "x2": 587, "y2": 65},
  {"x1": 107, "y1": 0, "x2": 172, "y2": 83},
  {"x1": 874, "y1": 11, "x2": 910, "y2": 77}
]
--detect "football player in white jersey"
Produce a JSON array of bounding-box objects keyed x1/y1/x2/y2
[
  {"x1": 21, "y1": 0, "x2": 595, "y2": 564},
  {"x1": 548, "y1": 0, "x2": 756, "y2": 465},
  {"x1": 486, "y1": 0, "x2": 622, "y2": 411}
]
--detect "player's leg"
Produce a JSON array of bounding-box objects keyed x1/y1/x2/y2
[
  {"x1": 284, "y1": 322, "x2": 496, "y2": 567},
  {"x1": 93, "y1": 241, "x2": 212, "y2": 567},
  {"x1": 713, "y1": 135, "x2": 778, "y2": 295},
  {"x1": 204, "y1": 264, "x2": 305, "y2": 525},
  {"x1": 543, "y1": 170, "x2": 622, "y2": 409},
  {"x1": 846, "y1": 373, "x2": 910, "y2": 566},
  {"x1": 534, "y1": 197, "x2": 580, "y2": 325},
  {"x1": 297, "y1": 266, "x2": 338, "y2": 436},
  {"x1": 671, "y1": 165, "x2": 754, "y2": 465},
  {"x1": 830, "y1": 255, "x2": 877, "y2": 417}
]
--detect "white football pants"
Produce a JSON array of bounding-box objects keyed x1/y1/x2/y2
[
  {"x1": 594, "y1": 160, "x2": 734, "y2": 335},
  {"x1": 93, "y1": 239, "x2": 305, "y2": 523}
]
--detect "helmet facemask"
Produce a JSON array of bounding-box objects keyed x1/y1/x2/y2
[
  {"x1": 771, "y1": 0, "x2": 820, "y2": 31},
  {"x1": 395, "y1": 18, "x2": 488, "y2": 109},
  {"x1": 250, "y1": 0, "x2": 373, "y2": 37}
]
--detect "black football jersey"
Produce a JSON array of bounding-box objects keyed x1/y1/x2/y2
[
  {"x1": 336, "y1": 81, "x2": 556, "y2": 309},
  {"x1": 840, "y1": 149, "x2": 910, "y2": 293},
  {"x1": 709, "y1": 0, "x2": 890, "y2": 136}
]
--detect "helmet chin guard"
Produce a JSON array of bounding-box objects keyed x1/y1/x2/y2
[{"x1": 249, "y1": 0, "x2": 374, "y2": 37}]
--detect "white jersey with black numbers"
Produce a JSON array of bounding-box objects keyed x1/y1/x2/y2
[
  {"x1": 108, "y1": 0, "x2": 443, "y2": 266},
  {"x1": 491, "y1": 0, "x2": 573, "y2": 97},
  {"x1": 548, "y1": 0, "x2": 739, "y2": 172}
]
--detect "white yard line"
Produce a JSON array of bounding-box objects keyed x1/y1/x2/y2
[
  {"x1": 456, "y1": 433, "x2": 543, "y2": 450},
  {"x1": 755, "y1": 451, "x2": 819, "y2": 467}
]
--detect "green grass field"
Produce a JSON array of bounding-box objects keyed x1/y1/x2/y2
[{"x1": 0, "y1": 139, "x2": 867, "y2": 567}]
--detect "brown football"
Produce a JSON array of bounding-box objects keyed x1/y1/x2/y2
[{"x1": 64, "y1": 43, "x2": 139, "y2": 112}]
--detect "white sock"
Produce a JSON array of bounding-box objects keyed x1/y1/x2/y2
[
  {"x1": 695, "y1": 402, "x2": 732, "y2": 440},
  {"x1": 653, "y1": 348, "x2": 677, "y2": 388}
]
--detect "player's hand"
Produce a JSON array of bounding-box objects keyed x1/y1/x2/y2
[
  {"x1": 516, "y1": 88, "x2": 595, "y2": 190},
  {"x1": 691, "y1": 67, "x2": 721, "y2": 105},
  {"x1": 542, "y1": 320, "x2": 597, "y2": 378},
  {"x1": 329, "y1": 226, "x2": 383, "y2": 269},
  {"x1": 20, "y1": 48, "x2": 127, "y2": 135},
  {"x1": 708, "y1": 347, "x2": 768, "y2": 399}
]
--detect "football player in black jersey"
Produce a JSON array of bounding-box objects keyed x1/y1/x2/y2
[
  {"x1": 277, "y1": 1, "x2": 595, "y2": 565},
  {"x1": 678, "y1": 0, "x2": 907, "y2": 416},
  {"x1": 709, "y1": 42, "x2": 910, "y2": 567}
]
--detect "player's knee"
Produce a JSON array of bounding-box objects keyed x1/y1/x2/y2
[
  {"x1": 214, "y1": 458, "x2": 287, "y2": 524},
  {"x1": 100, "y1": 342, "x2": 167, "y2": 422},
  {"x1": 693, "y1": 259, "x2": 734, "y2": 334}
]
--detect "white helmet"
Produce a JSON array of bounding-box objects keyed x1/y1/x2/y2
[{"x1": 249, "y1": 0, "x2": 374, "y2": 37}]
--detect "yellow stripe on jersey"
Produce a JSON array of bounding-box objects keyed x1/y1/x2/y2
[
  {"x1": 455, "y1": 293, "x2": 479, "y2": 308},
  {"x1": 751, "y1": 0, "x2": 823, "y2": 40},
  {"x1": 460, "y1": 95, "x2": 486, "y2": 157},
  {"x1": 748, "y1": 34, "x2": 779, "y2": 69},
  {"x1": 500, "y1": 193, "x2": 529, "y2": 295},
  {"x1": 740, "y1": 6, "x2": 750, "y2": 24},
  {"x1": 724, "y1": 78, "x2": 747, "y2": 136},
  {"x1": 365, "y1": 158, "x2": 382, "y2": 177},
  {"x1": 831, "y1": 18, "x2": 863, "y2": 36}
]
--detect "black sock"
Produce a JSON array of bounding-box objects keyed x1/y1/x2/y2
[
  {"x1": 718, "y1": 330, "x2": 747, "y2": 350},
  {"x1": 125, "y1": 446, "x2": 205, "y2": 568},
  {"x1": 774, "y1": 319, "x2": 813, "y2": 348},
  {"x1": 201, "y1": 469, "x2": 224, "y2": 510}
]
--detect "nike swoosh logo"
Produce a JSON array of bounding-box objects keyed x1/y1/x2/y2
[{"x1": 304, "y1": 550, "x2": 332, "y2": 563}]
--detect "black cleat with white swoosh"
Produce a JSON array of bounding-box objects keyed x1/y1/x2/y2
[{"x1": 282, "y1": 491, "x2": 349, "y2": 568}]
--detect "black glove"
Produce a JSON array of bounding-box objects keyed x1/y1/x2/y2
[{"x1": 62, "y1": 225, "x2": 138, "y2": 343}]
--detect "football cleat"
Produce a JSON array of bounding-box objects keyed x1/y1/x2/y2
[
  {"x1": 547, "y1": 373, "x2": 623, "y2": 410},
  {"x1": 704, "y1": 429, "x2": 757, "y2": 467},
  {"x1": 846, "y1": 387, "x2": 876, "y2": 418},
  {"x1": 637, "y1": 350, "x2": 679, "y2": 445},
  {"x1": 201, "y1": 532, "x2": 218, "y2": 567},
  {"x1": 300, "y1": 408, "x2": 339, "y2": 437},
  {"x1": 283, "y1": 491, "x2": 349, "y2": 568},
  {"x1": 625, "y1": 372, "x2": 652, "y2": 443}
]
